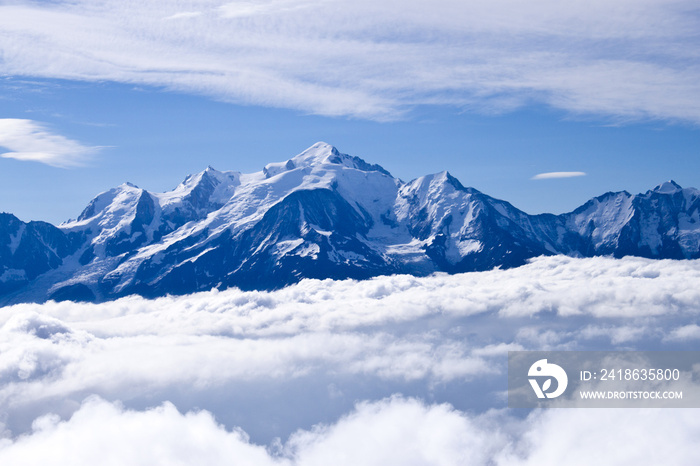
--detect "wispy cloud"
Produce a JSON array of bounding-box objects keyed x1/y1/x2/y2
[
  {"x1": 532, "y1": 171, "x2": 587, "y2": 180},
  {"x1": 665, "y1": 324, "x2": 700, "y2": 341},
  {"x1": 163, "y1": 11, "x2": 203, "y2": 21},
  {"x1": 0, "y1": 119, "x2": 99, "y2": 167},
  {"x1": 0, "y1": 1, "x2": 698, "y2": 122},
  {"x1": 218, "y1": 0, "x2": 314, "y2": 18}
]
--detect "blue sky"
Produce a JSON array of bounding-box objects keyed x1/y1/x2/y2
[{"x1": 0, "y1": 0, "x2": 698, "y2": 224}]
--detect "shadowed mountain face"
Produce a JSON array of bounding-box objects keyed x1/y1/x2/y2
[{"x1": 2, "y1": 143, "x2": 699, "y2": 303}]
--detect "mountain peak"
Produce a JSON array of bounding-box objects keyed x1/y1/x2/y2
[
  {"x1": 178, "y1": 165, "x2": 229, "y2": 189},
  {"x1": 263, "y1": 142, "x2": 391, "y2": 178},
  {"x1": 289, "y1": 141, "x2": 339, "y2": 166},
  {"x1": 408, "y1": 170, "x2": 464, "y2": 190},
  {"x1": 653, "y1": 180, "x2": 682, "y2": 194},
  {"x1": 164, "y1": 165, "x2": 239, "y2": 213}
]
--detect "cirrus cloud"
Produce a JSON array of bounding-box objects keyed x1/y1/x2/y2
[{"x1": 0, "y1": 1, "x2": 698, "y2": 122}]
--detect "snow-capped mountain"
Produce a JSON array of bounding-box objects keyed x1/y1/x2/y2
[{"x1": 2, "y1": 142, "x2": 699, "y2": 303}]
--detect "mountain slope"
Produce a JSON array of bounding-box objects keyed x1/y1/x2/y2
[
  {"x1": 1, "y1": 142, "x2": 699, "y2": 304},
  {"x1": 0, "y1": 213, "x2": 80, "y2": 296}
]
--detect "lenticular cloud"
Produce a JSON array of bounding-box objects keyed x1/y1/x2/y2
[{"x1": 1, "y1": 255, "x2": 700, "y2": 463}]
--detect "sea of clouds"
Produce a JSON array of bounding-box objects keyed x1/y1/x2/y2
[{"x1": 1, "y1": 255, "x2": 700, "y2": 464}]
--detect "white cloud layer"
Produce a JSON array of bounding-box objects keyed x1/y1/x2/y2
[
  {"x1": 0, "y1": 119, "x2": 98, "y2": 167},
  {"x1": 1, "y1": 396, "x2": 699, "y2": 465},
  {"x1": 0, "y1": 1, "x2": 698, "y2": 122},
  {"x1": 1, "y1": 256, "x2": 699, "y2": 462}
]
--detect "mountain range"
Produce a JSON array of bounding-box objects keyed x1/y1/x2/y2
[{"x1": 2, "y1": 142, "x2": 699, "y2": 304}]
